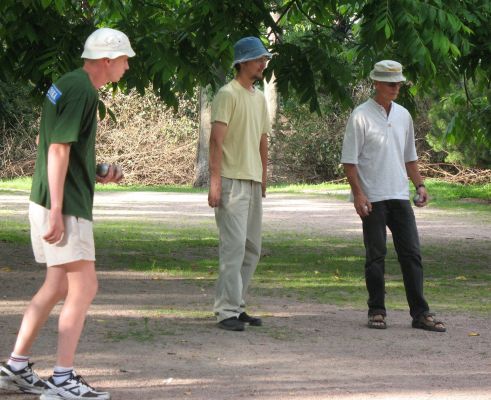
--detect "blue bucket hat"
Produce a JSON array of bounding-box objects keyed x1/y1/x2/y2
[{"x1": 233, "y1": 36, "x2": 272, "y2": 67}]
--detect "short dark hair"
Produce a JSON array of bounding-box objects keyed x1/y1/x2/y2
[{"x1": 234, "y1": 63, "x2": 241, "y2": 72}]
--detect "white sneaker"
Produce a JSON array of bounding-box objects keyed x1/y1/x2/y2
[
  {"x1": 40, "y1": 372, "x2": 110, "y2": 400},
  {"x1": 0, "y1": 361, "x2": 47, "y2": 394}
]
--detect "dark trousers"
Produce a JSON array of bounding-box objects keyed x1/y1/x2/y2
[{"x1": 362, "y1": 200, "x2": 429, "y2": 319}]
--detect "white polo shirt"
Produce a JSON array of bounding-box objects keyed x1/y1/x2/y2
[{"x1": 341, "y1": 98, "x2": 418, "y2": 202}]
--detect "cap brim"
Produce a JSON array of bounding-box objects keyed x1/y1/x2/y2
[{"x1": 81, "y1": 48, "x2": 136, "y2": 59}]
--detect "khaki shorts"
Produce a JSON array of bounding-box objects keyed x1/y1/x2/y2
[{"x1": 29, "y1": 202, "x2": 96, "y2": 267}]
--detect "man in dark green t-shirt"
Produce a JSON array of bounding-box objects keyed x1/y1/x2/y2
[{"x1": 0, "y1": 28, "x2": 135, "y2": 400}]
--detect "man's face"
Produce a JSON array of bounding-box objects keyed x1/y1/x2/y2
[
  {"x1": 106, "y1": 56, "x2": 130, "y2": 83},
  {"x1": 241, "y1": 56, "x2": 270, "y2": 81},
  {"x1": 374, "y1": 81, "x2": 402, "y2": 102}
]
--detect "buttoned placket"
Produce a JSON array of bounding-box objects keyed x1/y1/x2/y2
[{"x1": 373, "y1": 100, "x2": 393, "y2": 131}]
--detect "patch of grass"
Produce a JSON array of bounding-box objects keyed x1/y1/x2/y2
[
  {"x1": 0, "y1": 177, "x2": 32, "y2": 191},
  {"x1": 268, "y1": 179, "x2": 491, "y2": 213},
  {"x1": 258, "y1": 324, "x2": 300, "y2": 341},
  {"x1": 92, "y1": 221, "x2": 491, "y2": 314},
  {"x1": 268, "y1": 182, "x2": 351, "y2": 194},
  {"x1": 0, "y1": 186, "x2": 489, "y2": 315},
  {"x1": 103, "y1": 317, "x2": 177, "y2": 342},
  {"x1": 0, "y1": 213, "x2": 489, "y2": 313},
  {"x1": 0, "y1": 218, "x2": 30, "y2": 244},
  {"x1": 150, "y1": 308, "x2": 211, "y2": 319},
  {"x1": 423, "y1": 179, "x2": 491, "y2": 212}
]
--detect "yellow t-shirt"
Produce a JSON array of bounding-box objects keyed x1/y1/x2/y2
[{"x1": 211, "y1": 79, "x2": 271, "y2": 182}]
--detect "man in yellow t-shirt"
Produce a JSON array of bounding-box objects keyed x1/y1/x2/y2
[{"x1": 208, "y1": 36, "x2": 271, "y2": 331}]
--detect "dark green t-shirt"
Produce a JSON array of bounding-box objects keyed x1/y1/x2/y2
[{"x1": 30, "y1": 68, "x2": 99, "y2": 221}]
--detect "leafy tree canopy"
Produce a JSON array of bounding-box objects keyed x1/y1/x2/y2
[{"x1": 0, "y1": 0, "x2": 489, "y2": 152}]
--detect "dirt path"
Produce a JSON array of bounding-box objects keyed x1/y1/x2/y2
[{"x1": 1, "y1": 191, "x2": 490, "y2": 400}]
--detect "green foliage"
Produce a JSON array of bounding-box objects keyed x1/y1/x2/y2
[
  {"x1": 0, "y1": 80, "x2": 39, "y2": 127},
  {"x1": 0, "y1": 0, "x2": 490, "y2": 151},
  {"x1": 428, "y1": 78, "x2": 491, "y2": 168},
  {"x1": 0, "y1": 0, "x2": 92, "y2": 95},
  {"x1": 272, "y1": 94, "x2": 351, "y2": 182}
]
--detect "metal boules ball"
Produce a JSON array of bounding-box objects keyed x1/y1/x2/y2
[{"x1": 96, "y1": 163, "x2": 110, "y2": 177}]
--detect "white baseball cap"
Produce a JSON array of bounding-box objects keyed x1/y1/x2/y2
[
  {"x1": 81, "y1": 28, "x2": 136, "y2": 59},
  {"x1": 369, "y1": 60, "x2": 406, "y2": 82}
]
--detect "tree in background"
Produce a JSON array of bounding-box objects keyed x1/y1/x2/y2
[{"x1": 0, "y1": 0, "x2": 489, "y2": 169}]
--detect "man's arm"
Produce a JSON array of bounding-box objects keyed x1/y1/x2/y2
[
  {"x1": 43, "y1": 143, "x2": 70, "y2": 244},
  {"x1": 406, "y1": 160, "x2": 428, "y2": 207},
  {"x1": 343, "y1": 163, "x2": 371, "y2": 217},
  {"x1": 260, "y1": 133, "x2": 268, "y2": 198},
  {"x1": 208, "y1": 121, "x2": 227, "y2": 208}
]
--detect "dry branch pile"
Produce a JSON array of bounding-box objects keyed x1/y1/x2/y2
[
  {"x1": 96, "y1": 89, "x2": 199, "y2": 185},
  {"x1": 419, "y1": 156, "x2": 491, "y2": 185},
  {"x1": 1, "y1": 87, "x2": 489, "y2": 187},
  {"x1": 0, "y1": 118, "x2": 38, "y2": 178}
]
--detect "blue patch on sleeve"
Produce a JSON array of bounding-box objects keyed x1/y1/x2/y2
[{"x1": 46, "y1": 84, "x2": 62, "y2": 105}]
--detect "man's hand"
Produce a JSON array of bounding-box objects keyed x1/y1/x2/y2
[
  {"x1": 208, "y1": 177, "x2": 221, "y2": 208},
  {"x1": 354, "y1": 194, "x2": 372, "y2": 218},
  {"x1": 96, "y1": 164, "x2": 124, "y2": 184},
  {"x1": 414, "y1": 186, "x2": 428, "y2": 207},
  {"x1": 343, "y1": 163, "x2": 371, "y2": 218},
  {"x1": 43, "y1": 208, "x2": 64, "y2": 244}
]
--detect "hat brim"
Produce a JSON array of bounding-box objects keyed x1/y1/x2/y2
[
  {"x1": 369, "y1": 70, "x2": 406, "y2": 82},
  {"x1": 233, "y1": 50, "x2": 272, "y2": 67}
]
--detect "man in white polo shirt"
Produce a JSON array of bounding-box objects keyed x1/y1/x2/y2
[{"x1": 341, "y1": 60, "x2": 446, "y2": 332}]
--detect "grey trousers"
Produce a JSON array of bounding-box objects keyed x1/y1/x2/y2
[{"x1": 213, "y1": 178, "x2": 263, "y2": 322}]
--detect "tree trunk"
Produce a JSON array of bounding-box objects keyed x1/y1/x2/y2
[
  {"x1": 265, "y1": 13, "x2": 280, "y2": 180},
  {"x1": 264, "y1": 73, "x2": 278, "y2": 132},
  {"x1": 193, "y1": 86, "x2": 212, "y2": 187}
]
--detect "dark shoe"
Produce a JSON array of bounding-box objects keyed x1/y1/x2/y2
[
  {"x1": 218, "y1": 317, "x2": 245, "y2": 331},
  {"x1": 239, "y1": 312, "x2": 262, "y2": 326}
]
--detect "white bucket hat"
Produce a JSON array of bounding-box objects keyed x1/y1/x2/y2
[
  {"x1": 81, "y1": 28, "x2": 136, "y2": 60},
  {"x1": 369, "y1": 60, "x2": 406, "y2": 82},
  {"x1": 232, "y1": 36, "x2": 272, "y2": 67}
]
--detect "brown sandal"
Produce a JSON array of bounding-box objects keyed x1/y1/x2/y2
[
  {"x1": 412, "y1": 313, "x2": 446, "y2": 332},
  {"x1": 368, "y1": 314, "x2": 387, "y2": 329}
]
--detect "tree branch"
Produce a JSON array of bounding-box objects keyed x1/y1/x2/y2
[
  {"x1": 266, "y1": 0, "x2": 296, "y2": 42},
  {"x1": 293, "y1": 0, "x2": 331, "y2": 29},
  {"x1": 463, "y1": 72, "x2": 476, "y2": 107}
]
